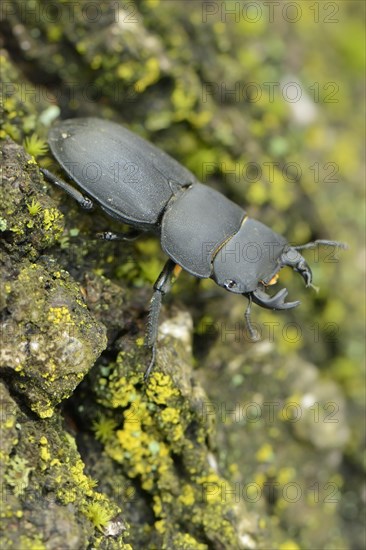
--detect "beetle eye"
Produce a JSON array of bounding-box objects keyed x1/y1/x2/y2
[{"x1": 225, "y1": 279, "x2": 237, "y2": 290}]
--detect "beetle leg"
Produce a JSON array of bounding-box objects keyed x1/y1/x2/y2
[
  {"x1": 279, "y1": 241, "x2": 347, "y2": 288},
  {"x1": 294, "y1": 240, "x2": 348, "y2": 251},
  {"x1": 251, "y1": 288, "x2": 300, "y2": 310},
  {"x1": 96, "y1": 229, "x2": 141, "y2": 241},
  {"x1": 145, "y1": 259, "x2": 180, "y2": 381},
  {"x1": 41, "y1": 168, "x2": 94, "y2": 210},
  {"x1": 293, "y1": 258, "x2": 313, "y2": 287}
]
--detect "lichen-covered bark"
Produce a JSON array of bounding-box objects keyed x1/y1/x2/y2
[
  {"x1": 0, "y1": 1, "x2": 364, "y2": 549},
  {"x1": 1, "y1": 138, "x2": 107, "y2": 418}
]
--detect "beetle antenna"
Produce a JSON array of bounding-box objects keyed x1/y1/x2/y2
[
  {"x1": 294, "y1": 240, "x2": 348, "y2": 251},
  {"x1": 244, "y1": 295, "x2": 259, "y2": 341}
]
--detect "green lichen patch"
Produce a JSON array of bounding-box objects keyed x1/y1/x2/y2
[
  {"x1": 0, "y1": 258, "x2": 107, "y2": 418},
  {"x1": 0, "y1": 387, "x2": 130, "y2": 549},
  {"x1": 83, "y1": 316, "x2": 245, "y2": 548},
  {"x1": 0, "y1": 138, "x2": 64, "y2": 258}
]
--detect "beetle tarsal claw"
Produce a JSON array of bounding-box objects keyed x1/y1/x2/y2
[
  {"x1": 294, "y1": 259, "x2": 313, "y2": 287},
  {"x1": 251, "y1": 288, "x2": 300, "y2": 310}
]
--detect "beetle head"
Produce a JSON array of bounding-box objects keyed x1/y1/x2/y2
[
  {"x1": 212, "y1": 218, "x2": 290, "y2": 302},
  {"x1": 212, "y1": 220, "x2": 346, "y2": 338}
]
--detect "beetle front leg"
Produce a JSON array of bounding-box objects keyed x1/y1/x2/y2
[
  {"x1": 145, "y1": 259, "x2": 180, "y2": 381},
  {"x1": 41, "y1": 168, "x2": 94, "y2": 210}
]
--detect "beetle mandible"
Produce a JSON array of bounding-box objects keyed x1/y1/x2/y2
[{"x1": 41, "y1": 118, "x2": 346, "y2": 378}]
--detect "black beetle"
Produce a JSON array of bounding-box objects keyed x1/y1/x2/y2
[{"x1": 41, "y1": 118, "x2": 345, "y2": 377}]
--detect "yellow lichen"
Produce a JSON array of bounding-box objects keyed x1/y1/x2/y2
[
  {"x1": 18, "y1": 535, "x2": 46, "y2": 550},
  {"x1": 160, "y1": 407, "x2": 180, "y2": 424},
  {"x1": 196, "y1": 473, "x2": 223, "y2": 504},
  {"x1": 42, "y1": 208, "x2": 62, "y2": 231},
  {"x1": 145, "y1": 372, "x2": 180, "y2": 405},
  {"x1": 134, "y1": 58, "x2": 160, "y2": 93},
  {"x1": 70, "y1": 459, "x2": 98, "y2": 494},
  {"x1": 47, "y1": 306, "x2": 73, "y2": 325},
  {"x1": 37, "y1": 406, "x2": 54, "y2": 419},
  {"x1": 108, "y1": 376, "x2": 138, "y2": 408},
  {"x1": 154, "y1": 519, "x2": 166, "y2": 534},
  {"x1": 176, "y1": 533, "x2": 208, "y2": 550},
  {"x1": 39, "y1": 437, "x2": 51, "y2": 464},
  {"x1": 279, "y1": 541, "x2": 300, "y2": 550},
  {"x1": 153, "y1": 495, "x2": 163, "y2": 516},
  {"x1": 255, "y1": 443, "x2": 275, "y2": 463},
  {"x1": 178, "y1": 484, "x2": 195, "y2": 507},
  {"x1": 160, "y1": 407, "x2": 183, "y2": 441}
]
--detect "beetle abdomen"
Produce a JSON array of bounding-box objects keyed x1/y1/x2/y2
[
  {"x1": 161, "y1": 184, "x2": 245, "y2": 277},
  {"x1": 48, "y1": 118, "x2": 198, "y2": 228}
]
